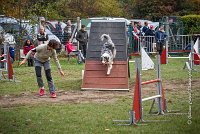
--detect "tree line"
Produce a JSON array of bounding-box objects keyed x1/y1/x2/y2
[{"x1": 0, "y1": 0, "x2": 199, "y2": 21}]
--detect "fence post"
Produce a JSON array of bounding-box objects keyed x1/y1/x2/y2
[
  {"x1": 77, "y1": 17, "x2": 81, "y2": 50},
  {"x1": 156, "y1": 54, "x2": 163, "y2": 114}
]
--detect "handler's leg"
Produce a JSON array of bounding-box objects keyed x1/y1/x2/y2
[
  {"x1": 35, "y1": 59, "x2": 45, "y2": 96},
  {"x1": 44, "y1": 60, "x2": 56, "y2": 98}
]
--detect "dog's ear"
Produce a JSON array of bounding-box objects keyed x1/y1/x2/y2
[{"x1": 100, "y1": 56, "x2": 103, "y2": 61}]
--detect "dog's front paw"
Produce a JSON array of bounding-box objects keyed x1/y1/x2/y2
[{"x1": 107, "y1": 71, "x2": 111, "y2": 75}]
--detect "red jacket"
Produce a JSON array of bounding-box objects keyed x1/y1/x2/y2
[
  {"x1": 66, "y1": 42, "x2": 75, "y2": 54},
  {"x1": 23, "y1": 44, "x2": 35, "y2": 55}
]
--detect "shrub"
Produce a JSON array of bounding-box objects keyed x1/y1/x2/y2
[{"x1": 180, "y1": 15, "x2": 200, "y2": 34}]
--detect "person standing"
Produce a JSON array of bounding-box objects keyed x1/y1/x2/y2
[
  {"x1": 76, "y1": 25, "x2": 88, "y2": 60},
  {"x1": 155, "y1": 25, "x2": 167, "y2": 55},
  {"x1": 142, "y1": 21, "x2": 149, "y2": 36},
  {"x1": 144, "y1": 25, "x2": 155, "y2": 52},
  {"x1": 23, "y1": 39, "x2": 35, "y2": 66},
  {"x1": 37, "y1": 26, "x2": 49, "y2": 45},
  {"x1": 55, "y1": 21, "x2": 63, "y2": 41},
  {"x1": 64, "y1": 20, "x2": 73, "y2": 41},
  {"x1": 20, "y1": 39, "x2": 64, "y2": 98},
  {"x1": 132, "y1": 22, "x2": 140, "y2": 52}
]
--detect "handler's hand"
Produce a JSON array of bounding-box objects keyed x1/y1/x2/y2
[
  {"x1": 59, "y1": 70, "x2": 65, "y2": 76},
  {"x1": 19, "y1": 59, "x2": 26, "y2": 66}
]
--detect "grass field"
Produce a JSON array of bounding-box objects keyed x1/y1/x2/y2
[{"x1": 0, "y1": 57, "x2": 199, "y2": 134}]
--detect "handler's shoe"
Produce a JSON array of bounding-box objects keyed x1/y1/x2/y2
[
  {"x1": 51, "y1": 92, "x2": 56, "y2": 98},
  {"x1": 39, "y1": 88, "x2": 45, "y2": 96}
]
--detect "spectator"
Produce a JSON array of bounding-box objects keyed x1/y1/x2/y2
[
  {"x1": 66, "y1": 39, "x2": 84, "y2": 63},
  {"x1": 192, "y1": 32, "x2": 200, "y2": 43},
  {"x1": 76, "y1": 25, "x2": 88, "y2": 60},
  {"x1": 0, "y1": 46, "x2": 15, "y2": 66},
  {"x1": 132, "y1": 22, "x2": 140, "y2": 52},
  {"x1": 20, "y1": 39, "x2": 64, "y2": 98},
  {"x1": 66, "y1": 39, "x2": 76, "y2": 54},
  {"x1": 137, "y1": 21, "x2": 143, "y2": 36},
  {"x1": 37, "y1": 26, "x2": 48, "y2": 45},
  {"x1": 23, "y1": 39, "x2": 35, "y2": 66},
  {"x1": 142, "y1": 21, "x2": 149, "y2": 36},
  {"x1": 64, "y1": 20, "x2": 76, "y2": 44},
  {"x1": 55, "y1": 21, "x2": 63, "y2": 41},
  {"x1": 155, "y1": 25, "x2": 167, "y2": 55},
  {"x1": 144, "y1": 25, "x2": 155, "y2": 52},
  {"x1": 145, "y1": 25, "x2": 155, "y2": 36}
]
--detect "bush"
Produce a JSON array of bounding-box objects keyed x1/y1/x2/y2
[{"x1": 180, "y1": 15, "x2": 200, "y2": 34}]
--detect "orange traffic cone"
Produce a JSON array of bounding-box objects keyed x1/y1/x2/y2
[
  {"x1": 7, "y1": 48, "x2": 14, "y2": 80},
  {"x1": 132, "y1": 68, "x2": 142, "y2": 121},
  {"x1": 160, "y1": 48, "x2": 167, "y2": 64}
]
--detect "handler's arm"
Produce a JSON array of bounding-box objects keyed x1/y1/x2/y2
[{"x1": 52, "y1": 50, "x2": 64, "y2": 76}]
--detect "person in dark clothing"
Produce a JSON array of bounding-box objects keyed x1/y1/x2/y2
[
  {"x1": 55, "y1": 21, "x2": 63, "y2": 41},
  {"x1": 144, "y1": 25, "x2": 155, "y2": 52},
  {"x1": 76, "y1": 25, "x2": 88, "y2": 59},
  {"x1": 142, "y1": 21, "x2": 149, "y2": 36},
  {"x1": 145, "y1": 25, "x2": 155, "y2": 36},
  {"x1": 155, "y1": 25, "x2": 167, "y2": 55},
  {"x1": 192, "y1": 32, "x2": 200, "y2": 43}
]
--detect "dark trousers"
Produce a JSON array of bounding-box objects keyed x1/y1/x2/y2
[
  {"x1": 34, "y1": 59, "x2": 56, "y2": 93},
  {"x1": 27, "y1": 58, "x2": 34, "y2": 66},
  {"x1": 79, "y1": 44, "x2": 87, "y2": 58},
  {"x1": 156, "y1": 42, "x2": 164, "y2": 55},
  {"x1": 133, "y1": 39, "x2": 139, "y2": 52}
]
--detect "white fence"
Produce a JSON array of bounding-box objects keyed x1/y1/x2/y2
[{"x1": 129, "y1": 35, "x2": 193, "y2": 54}]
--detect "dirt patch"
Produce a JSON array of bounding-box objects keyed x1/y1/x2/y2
[
  {"x1": 0, "y1": 90, "x2": 131, "y2": 107},
  {"x1": 0, "y1": 79, "x2": 199, "y2": 107}
]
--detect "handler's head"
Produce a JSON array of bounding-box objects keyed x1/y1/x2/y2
[{"x1": 48, "y1": 39, "x2": 60, "y2": 49}]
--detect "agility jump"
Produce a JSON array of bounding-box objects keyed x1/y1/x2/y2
[
  {"x1": 0, "y1": 43, "x2": 15, "y2": 81},
  {"x1": 184, "y1": 38, "x2": 200, "y2": 70},
  {"x1": 114, "y1": 52, "x2": 167, "y2": 125}
]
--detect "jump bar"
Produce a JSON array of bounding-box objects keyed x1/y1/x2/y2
[
  {"x1": 141, "y1": 79, "x2": 160, "y2": 85},
  {"x1": 142, "y1": 95, "x2": 161, "y2": 102}
]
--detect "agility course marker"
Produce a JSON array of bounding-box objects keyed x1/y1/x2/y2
[
  {"x1": 113, "y1": 53, "x2": 167, "y2": 125},
  {"x1": 193, "y1": 38, "x2": 200, "y2": 65},
  {"x1": 0, "y1": 43, "x2": 15, "y2": 81},
  {"x1": 184, "y1": 38, "x2": 200, "y2": 70},
  {"x1": 160, "y1": 47, "x2": 167, "y2": 64},
  {"x1": 141, "y1": 47, "x2": 154, "y2": 70}
]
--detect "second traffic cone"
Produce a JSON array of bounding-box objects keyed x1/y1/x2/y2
[
  {"x1": 132, "y1": 69, "x2": 142, "y2": 121},
  {"x1": 193, "y1": 50, "x2": 200, "y2": 65},
  {"x1": 7, "y1": 48, "x2": 14, "y2": 80}
]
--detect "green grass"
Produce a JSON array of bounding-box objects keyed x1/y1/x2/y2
[{"x1": 0, "y1": 57, "x2": 200, "y2": 134}]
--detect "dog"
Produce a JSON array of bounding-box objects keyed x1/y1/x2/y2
[{"x1": 100, "y1": 34, "x2": 116, "y2": 75}]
